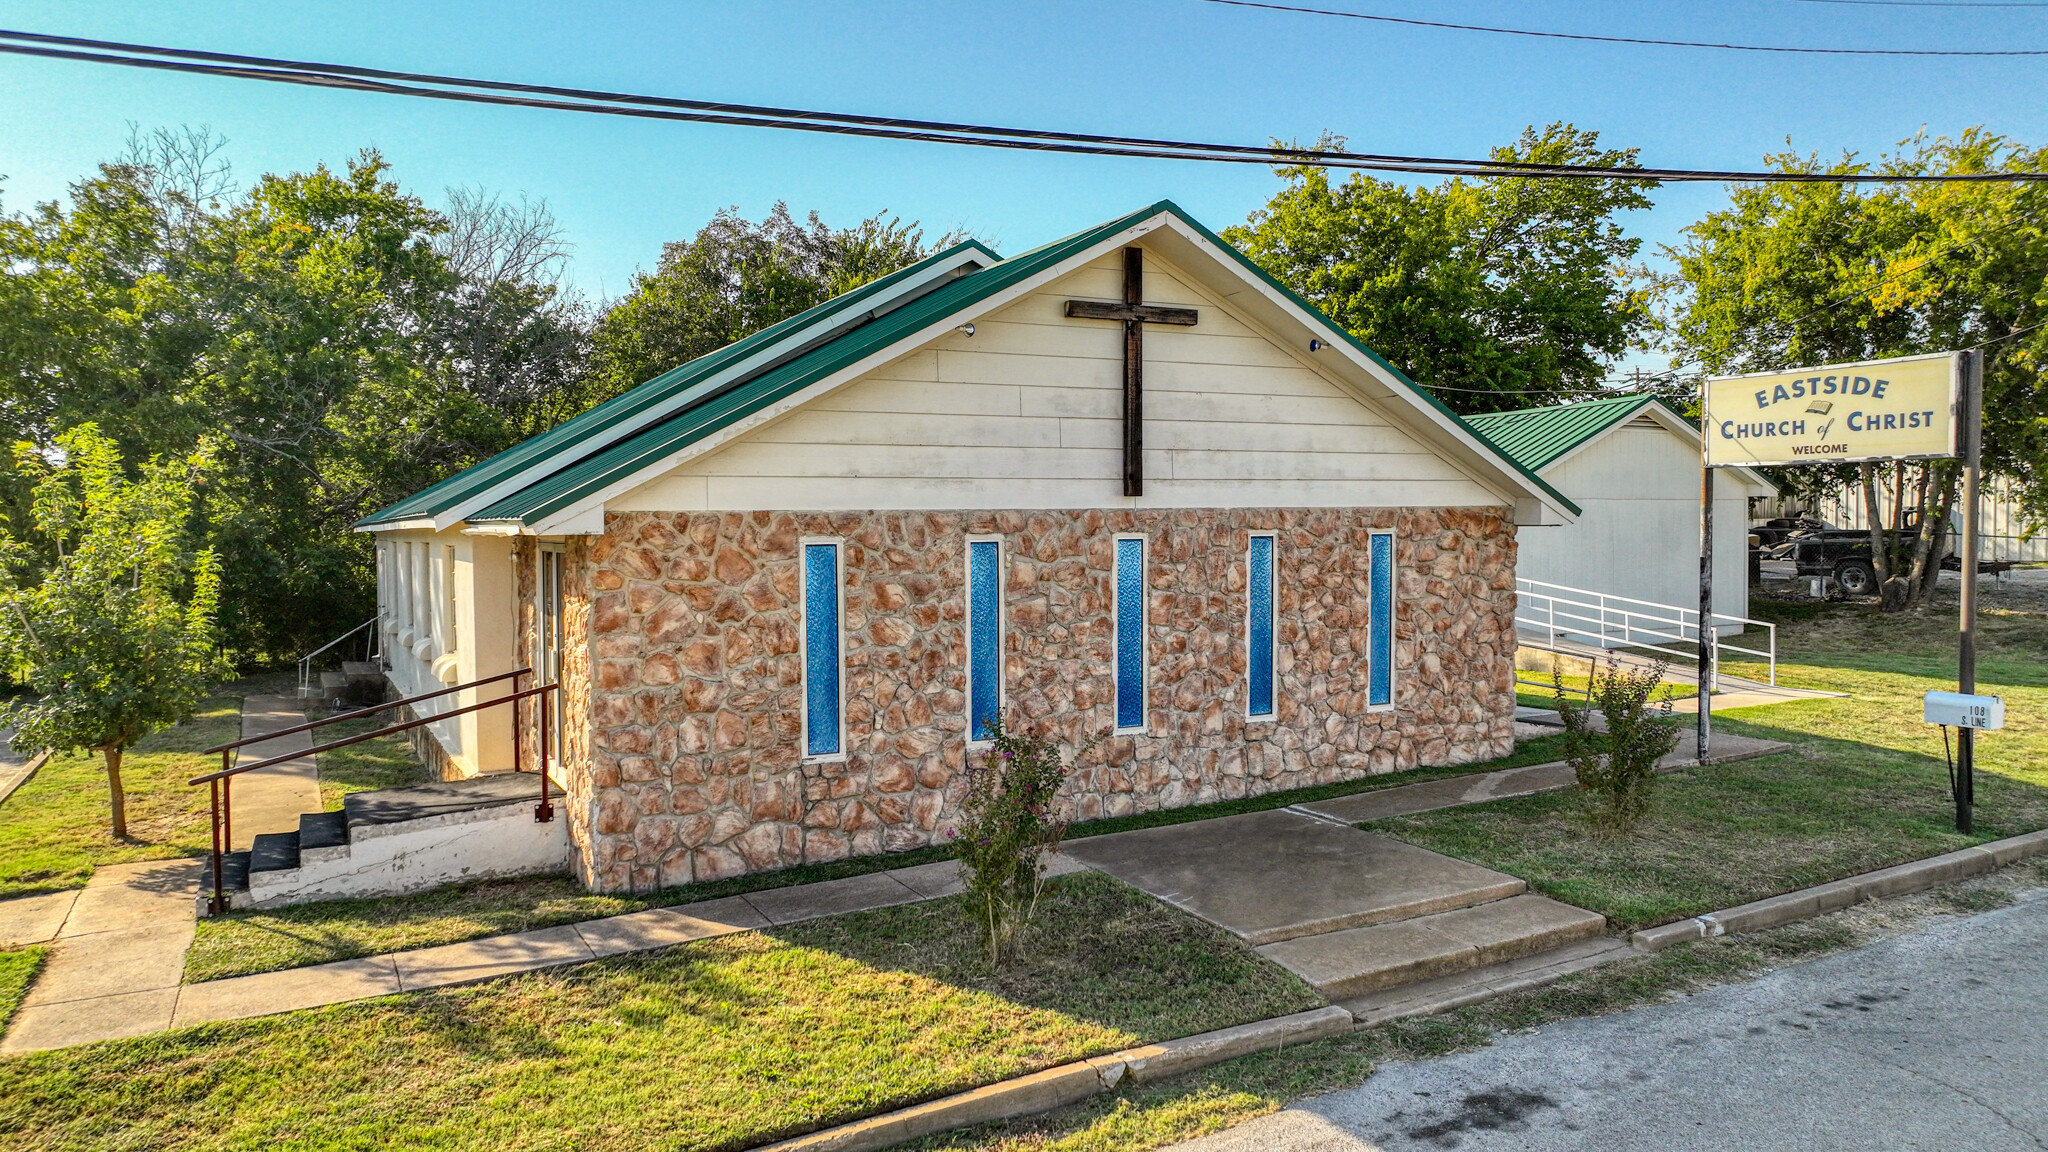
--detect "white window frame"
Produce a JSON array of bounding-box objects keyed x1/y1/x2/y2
[
  {"x1": 1246, "y1": 531, "x2": 1278, "y2": 721},
  {"x1": 964, "y1": 535, "x2": 1005, "y2": 749},
  {"x1": 1112, "y1": 532, "x2": 1149, "y2": 735},
  {"x1": 1367, "y1": 528, "x2": 1399, "y2": 714},
  {"x1": 799, "y1": 536, "x2": 849, "y2": 764}
]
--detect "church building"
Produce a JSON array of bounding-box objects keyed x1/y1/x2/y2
[{"x1": 356, "y1": 201, "x2": 1578, "y2": 893}]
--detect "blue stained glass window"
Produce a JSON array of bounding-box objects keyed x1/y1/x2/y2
[
  {"x1": 967, "y1": 540, "x2": 1001, "y2": 741},
  {"x1": 803, "y1": 543, "x2": 842, "y2": 757},
  {"x1": 1115, "y1": 537, "x2": 1146, "y2": 730},
  {"x1": 1368, "y1": 532, "x2": 1394, "y2": 707},
  {"x1": 1248, "y1": 535, "x2": 1275, "y2": 718}
]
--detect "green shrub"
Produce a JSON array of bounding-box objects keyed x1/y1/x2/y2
[
  {"x1": 949, "y1": 718, "x2": 1102, "y2": 967},
  {"x1": 1555, "y1": 658, "x2": 1683, "y2": 833}
]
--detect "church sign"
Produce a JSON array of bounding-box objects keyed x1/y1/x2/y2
[{"x1": 1702, "y1": 351, "x2": 1959, "y2": 468}]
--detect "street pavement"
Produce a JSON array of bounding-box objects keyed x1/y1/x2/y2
[{"x1": 1169, "y1": 890, "x2": 2048, "y2": 1151}]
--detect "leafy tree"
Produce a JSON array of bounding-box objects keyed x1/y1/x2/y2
[
  {"x1": 0, "y1": 425, "x2": 226, "y2": 838},
  {"x1": 0, "y1": 132, "x2": 592, "y2": 658},
  {"x1": 1661, "y1": 129, "x2": 2047, "y2": 609},
  {"x1": 588, "y1": 203, "x2": 968, "y2": 402},
  {"x1": 1225, "y1": 124, "x2": 1658, "y2": 414}
]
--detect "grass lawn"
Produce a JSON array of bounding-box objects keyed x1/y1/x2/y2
[
  {"x1": 0, "y1": 694, "x2": 243, "y2": 897},
  {"x1": 185, "y1": 731, "x2": 1574, "y2": 983},
  {"x1": 0, "y1": 947, "x2": 43, "y2": 1034},
  {"x1": 5, "y1": 873, "x2": 1321, "y2": 1152},
  {"x1": 310, "y1": 716, "x2": 431, "y2": 811},
  {"x1": 1370, "y1": 598, "x2": 2048, "y2": 930}
]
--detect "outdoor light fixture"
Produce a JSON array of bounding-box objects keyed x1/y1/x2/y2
[
  {"x1": 1308, "y1": 338, "x2": 1324, "y2": 351},
  {"x1": 958, "y1": 323, "x2": 975, "y2": 337}
]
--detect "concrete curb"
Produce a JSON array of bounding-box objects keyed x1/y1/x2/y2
[
  {"x1": 0, "y1": 749, "x2": 51, "y2": 809},
  {"x1": 751, "y1": 1005, "x2": 1354, "y2": 1152},
  {"x1": 1631, "y1": 827, "x2": 2048, "y2": 951}
]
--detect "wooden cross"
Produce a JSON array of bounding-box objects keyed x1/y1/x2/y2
[{"x1": 1065, "y1": 247, "x2": 1197, "y2": 497}]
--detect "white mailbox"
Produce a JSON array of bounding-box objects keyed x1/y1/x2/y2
[{"x1": 1924, "y1": 691, "x2": 2005, "y2": 730}]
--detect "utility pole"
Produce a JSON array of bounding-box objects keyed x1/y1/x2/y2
[{"x1": 1956, "y1": 348, "x2": 1983, "y2": 832}]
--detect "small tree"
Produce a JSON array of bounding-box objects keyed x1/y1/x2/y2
[
  {"x1": 0, "y1": 425, "x2": 225, "y2": 838},
  {"x1": 948, "y1": 718, "x2": 1103, "y2": 968},
  {"x1": 1554, "y1": 658, "x2": 1683, "y2": 834}
]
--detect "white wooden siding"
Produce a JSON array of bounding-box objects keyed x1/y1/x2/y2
[
  {"x1": 1515, "y1": 423, "x2": 1760, "y2": 624},
  {"x1": 609, "y1": 248, "x2": 1504, "y2": 514}
]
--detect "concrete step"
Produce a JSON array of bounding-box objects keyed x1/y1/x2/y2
[
  {"x1": 219, "y1": 850, "x2": 252, "y2": 894},
  {"x1": 199, "y1": 773, "x2": 572, "y2": 916},
  {"x1": 298, "y1": 810, "x2": 349, "y2": 851},
  {"x1": 1062, "y1": 811, "x2": 1529, "y2": 947},
  {"x1": 340, "y1": 661, "x2": 382, "y2": 680},
  {"x1": 248, "y1": 831, "x2": 301, "y2": 874},
  {"x1": 1256, "y1": 893, "x2": 1608, "y2": 1000},
  {"x1": 1337, "y1": 936, "x2": 1633, "y2": 1026}
]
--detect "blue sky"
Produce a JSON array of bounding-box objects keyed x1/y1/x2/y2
[{"x1": 1, "y1": 0, "x2": 2042, "y2": 311}]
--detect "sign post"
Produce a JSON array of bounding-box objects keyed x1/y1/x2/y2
[
  {"x1": 1701, "y1": 350, "x2": 1978, "y2": 830},
  {"x1": 1956, "y1": 349, "x2": 1983, "y2": 832},
  {"x1": 1697, "y1": 424, "x2": 1713, "y2": 763}
]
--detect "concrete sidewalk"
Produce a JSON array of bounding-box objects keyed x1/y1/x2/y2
[
  {"x1": 227, "y1": 695, "x2": 326, "y2": 852},
  {"x1": 0, "y1": 734, "x2": 1785, "y2": 1052},
  {"x1": 0, "y1": 693, "x2": 327, "y2": 1054},
  {"x1": 1301, "y1": 730, "x2": 1788, "y2": 824},
  {"x1": 166, "y1": 854, "x2": 1087, "y2": 1031},
  {"x1": 0, "y1": 858, "x2": 200, "y2": 1054}
]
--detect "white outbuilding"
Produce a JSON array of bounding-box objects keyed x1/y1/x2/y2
[{"x1": 1467, "y1": 394, "x2": 1775, "y2": 633}]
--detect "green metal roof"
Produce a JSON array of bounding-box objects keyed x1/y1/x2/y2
[
  {"x1": 1464, "y1": 394, "x2": 1684, "y2": 474},
  {"x1": 369, "y1": 200, "x2": 1577, "y2": 530},
  {"x1": 354, "y1": 237, "x2": 1002, "y2": 529}
]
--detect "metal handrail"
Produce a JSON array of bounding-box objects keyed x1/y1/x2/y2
[
  {"x1": 296, "y1": 617, "x2": 379, "y2": 698},
  {"x1": 202, "y1": 667, "x2": 533, "y2": 755},
  {"x1": 190, "y1": 680, "x2": 555, "y2": 783},
  {"x1": 1514, "y1": 578, "x2": 1778, "y2": 689},
  {"x1": 195, "y1": 677, "x2": 560, "y2": 915}
]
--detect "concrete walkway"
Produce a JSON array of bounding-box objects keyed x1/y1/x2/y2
[
  {"x1": 1303, "y1": 730, "x2": 1788, "y2": 825},
  {"x1": 0, "y1": 734, "x2": 1786, "y2": 1053},
  {"x1": 1521, "y1": 633, "x2": 1845, "y2": 714},
  {"x1": 0, "y1": 858, "x2": 200, "y2": 1054},
  {"x1": 227, "y1": 695, "x2": 326, "y2": 851},
  {"x1": 0, "y1": 694, "x2": 328, "y2": 1054},
  {"x1": 163, "y1": 855, "x2": 1096, "y2": 1032}
]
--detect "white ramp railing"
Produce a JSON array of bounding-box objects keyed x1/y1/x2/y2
[{"x1": 1515, "y1": 578, "x2": 1776, "y2": 690}]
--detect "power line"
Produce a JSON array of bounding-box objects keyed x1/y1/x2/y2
[
  {"x1": 1191, "y1": 0, "x2": 2048, "y2": 54},
  {"x1": 1, "y1": 29, "x2": 2045, "y2": 184}
]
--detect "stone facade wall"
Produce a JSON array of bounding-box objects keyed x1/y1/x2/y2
[{"x1": 559, "y1": 507, "x2": 1517, "y2": 892}]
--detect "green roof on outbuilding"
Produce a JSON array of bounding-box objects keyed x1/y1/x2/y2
[{"x1": 1463, "y1": 394, "x2": 1688, "y2": 474}]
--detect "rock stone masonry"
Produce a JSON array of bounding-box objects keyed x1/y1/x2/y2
[{"x1": 567, "y1": 507, "x2": 1517, "y2": 892}]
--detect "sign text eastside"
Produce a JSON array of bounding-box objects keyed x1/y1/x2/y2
[{"x1": 1703, "y1": 352, "x2": 1958, "y2": 468}]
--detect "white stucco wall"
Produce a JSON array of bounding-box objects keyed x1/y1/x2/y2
[
  {"x1": 374, "y1": 529, "x2": 523, "y2": 775},
  {"x1": 1515, "y1": 422, "x2": 1763, "y2": 631}
]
